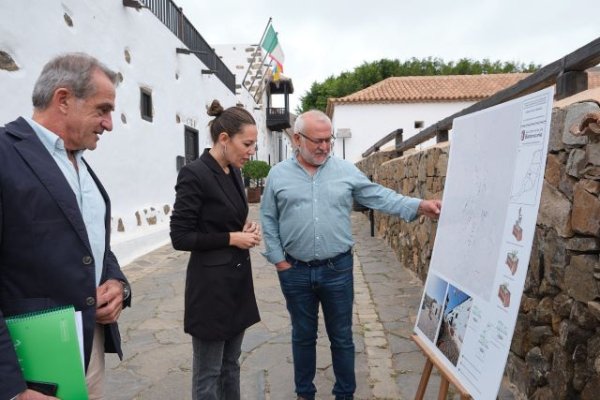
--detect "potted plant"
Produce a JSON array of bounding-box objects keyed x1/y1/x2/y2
[{"x1": 242, "y1": 160, "x2": 270, "y2": 203}]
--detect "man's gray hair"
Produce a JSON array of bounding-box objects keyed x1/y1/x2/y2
[
  {"x1": 294, "y1": 109, "x2": 332, "y2": 134},
  {"x1": 32, "y1": 52, "x2": 118, "y2": 110}
]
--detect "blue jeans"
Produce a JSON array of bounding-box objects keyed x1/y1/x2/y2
[
  {"x1": 191, "y1": 330, "x2": 245, "y2": 400},
  {"x1": 278, "y1": 250, "x2": 355, "y2": 400}
]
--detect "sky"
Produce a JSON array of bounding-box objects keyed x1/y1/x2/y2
[
  {"x1": 426, "y1": 275, "x2": 448, "y2": 305},
  {"x1": 445, "y1": 285, "x2": 471, "y2": 314},
  {"x1": 175, "y1": 0, "x2": 600, "y2": 111}
]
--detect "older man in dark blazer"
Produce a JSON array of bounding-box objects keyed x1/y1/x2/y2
[{"x1": 0, "y1": 53, "x2": 131, "y2": 400}]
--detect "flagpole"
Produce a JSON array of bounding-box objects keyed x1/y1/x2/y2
[
  {"x1": 241, "y1": 17, "x2": 272, "y2": 91},
  {"x1": 247, "y1": 47, "x2": 273, "y2": 101},
  {"x1": 253, "y1": 60, "x2": 275, "y2": 103},
  {"x1": 254, "y1": 67, "x2": 272, "y2": 103}
]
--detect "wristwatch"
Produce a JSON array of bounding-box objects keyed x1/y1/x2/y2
[{"x1": 119, "y1": 280, "x2": 131, "y2": 301}]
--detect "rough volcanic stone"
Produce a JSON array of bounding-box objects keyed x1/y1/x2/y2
[
  {"x1": 571, "y1": 182, "x2": 600, "y2": 236},
  {"x1": 549, "y1": 107, "x2": 566, "y2": 152},
  {"x1": 530, "y1": 325, "x2": 554, "y2": 346},
  {"x1": 548, "y1": 343, "x2": 574, "y2": 399},
  {"x1": 526, "y1": 347, "x2": 550, "y2": 387},
  {"x1": 564, "y1": 255, "x2": 600, "y2": 303},
  {"x1": 538, "y1": 180, "x2": 573, "y2": 238},
  {"x1": 559, "y1": 320, "x2": 593, "y2": 354},
  {"x1": 581, "y1": 376, "x2": 600, "y2": 400},
  {"x1": 563, "y1": 102, "x2": 598, "y2": 146},
  {"x1": 566, "y1": 148, "x2": 587, "y2": 178},
  {"x1": 545, "y1": 153, "x2": 563, "y2": 186},
  {"x1": 570, "y1": 301, "x2": 599, "y2": 330}
]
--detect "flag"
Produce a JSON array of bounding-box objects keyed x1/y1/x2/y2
[
  {"x1": 272, "y1": 63, "x2": 282, "y2": 82},
  {"x1": 261, "y1": 24, "x2": 285, "y2": 80}
]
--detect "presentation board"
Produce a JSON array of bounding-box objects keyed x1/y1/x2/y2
[{"x1": 414, "y1": 87, "x2": 554, "y2": 400}]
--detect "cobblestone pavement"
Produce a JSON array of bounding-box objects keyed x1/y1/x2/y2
[{"x1": 105, "y1": 205, "x2": 451, "y2": 399}]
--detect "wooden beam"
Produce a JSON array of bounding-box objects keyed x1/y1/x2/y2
[
  {"x1": 123, "y1": 0, "x2": 143, "y2": 9},
  {"x1": 362, "y1": 128, "x2": 403, "y2": 158},
  {"x1": 393, "y1": 36, "x2": 600, "y2": 153},
  {"x1": 556, "y1": 71, "x2": 588, "y2": 100},
  {"x1": 436, "y1": 129, "x2": 449, "y2": 143}
]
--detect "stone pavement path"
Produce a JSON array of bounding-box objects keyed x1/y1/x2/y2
[{"x1": 106, "y1": 205, "x2": 448, "y2": 399}]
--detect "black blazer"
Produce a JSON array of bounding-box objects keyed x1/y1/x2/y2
[
  {"x1": 0, "y1": 117, "x2": 130, "y2": 398},
  {"x1": 170, "y1": 149, "x2": 260, "y2": 340}
]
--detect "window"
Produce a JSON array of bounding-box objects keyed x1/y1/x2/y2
[
  {"x1": 184, "y1": 126, "x2": 199, "y2": 163},
  {"x1": 414, "y1": 120, "x2": 424, "y2": 129},
  {"x1": 140, "y1": 88, "x2": 153, "y2": 122}
]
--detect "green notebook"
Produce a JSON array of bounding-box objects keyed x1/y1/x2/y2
[{"x1": 6, "y1": 306, "x2": 88, "y2": 399}]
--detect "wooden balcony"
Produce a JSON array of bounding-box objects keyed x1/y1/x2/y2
[{"x1": 266, "y1": 107, "x2": 291, "y2": 131}]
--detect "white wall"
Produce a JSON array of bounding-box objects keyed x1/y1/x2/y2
[
  {"x1": 331, "y1": 102, "x2": 474, "y2": 162},
  {"x1": 0, "y1": 1, "x2": 266, "y2": 265}
]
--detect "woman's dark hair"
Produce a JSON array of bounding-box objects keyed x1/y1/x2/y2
[{"x1": 207, "y1": 100, "x2": 256, "y2": 143}]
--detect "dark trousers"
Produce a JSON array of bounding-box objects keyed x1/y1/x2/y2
[
  {"x1": 192, "y1": 330, "x2": 245, "y2": 400},
  {"x1": 278, "y1": 250, "x2": 355, "y2": 400}
]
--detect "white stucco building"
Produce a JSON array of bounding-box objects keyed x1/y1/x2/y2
[
  {"x1": 326, "y1": 74, "x2": 531, "y2": 162},
  {"x1": 0, "y1": 1, "x2": 292, "y2": 264},
  {"x1": 446, "y1": 297, "x2": 473, "y2": 346}
]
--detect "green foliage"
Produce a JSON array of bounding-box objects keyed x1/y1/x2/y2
[
  {"x1": 297, "y1": 57, "x2": 541, "y2": 113},
  {"x1": 242, "y1": 160, "x2": 270, "y2": 187}
]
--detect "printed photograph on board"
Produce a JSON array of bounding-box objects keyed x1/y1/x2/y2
[
  {"x1": 436, "y1": 285, "x2": 473, "y2": 366},
  {"x1": 416, "y1": 274, "x2": 449, "y2": 342}
]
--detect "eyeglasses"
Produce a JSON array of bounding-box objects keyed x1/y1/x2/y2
[{"x1": 297, "y1": 132, "x2": 335, "y2": 146}]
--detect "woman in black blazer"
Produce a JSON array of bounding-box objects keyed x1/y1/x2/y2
[{"x1": 170, "y1": 100, "x2": 261, "y2": 400}]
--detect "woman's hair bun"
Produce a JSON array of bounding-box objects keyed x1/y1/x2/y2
[{"x1": 207, "y1": 99, "x2": 224, "y2": 117}]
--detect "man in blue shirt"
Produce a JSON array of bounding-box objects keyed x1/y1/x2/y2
[{"x1": 260, "y1": 109, "x2": 441, "y2": 400}]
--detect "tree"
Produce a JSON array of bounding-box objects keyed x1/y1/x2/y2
[
  {"x1": 297, "y1": 57, "x2": 540, "y2": 113},
  {"x1": 242, "y1": 160, "x2": 271, "y2": 203},
  {"x1": 242, "y1": 160, "x2": 270, "y2": 188}
]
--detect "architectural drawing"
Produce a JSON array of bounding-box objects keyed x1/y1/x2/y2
[
  {"x1": 510, "y1": 147, "x2": 543, "y2": 205},
  {"x1": 498, "y1": 284, "x2": 511, "y2": 307},
  {"x1": 505, "y1": 250, "x2": 519, "y2": 275},
  {"x1": 512, "y1": 208, "x2": 523, "y2": 242}
]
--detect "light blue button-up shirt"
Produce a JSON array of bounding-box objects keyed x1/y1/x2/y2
[
  {"x1": 260, "y1": 154, "x2": 421, "y2": 264},
  {"x1": 26, "y1": 118, "x2": 106, "y2": 286}
]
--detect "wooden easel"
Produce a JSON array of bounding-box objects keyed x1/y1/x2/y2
[{"x1": 412, "y1": 334, "x2": 472, "y2": 400}]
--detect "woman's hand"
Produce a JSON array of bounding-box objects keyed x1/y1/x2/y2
[
  {"x1": 243, "y1": 220, "x2": 261, "y2": 234},
  {"x1": 229, "y1": 231, "x2": 261, "y2": 249}
]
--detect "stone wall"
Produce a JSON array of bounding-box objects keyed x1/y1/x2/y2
[
  {"x1": 356, "y1": 144, "x2": 448, "y2": 281},
  {"x1": 355, "y1": 100, "x2": 600, "y2": 399}
]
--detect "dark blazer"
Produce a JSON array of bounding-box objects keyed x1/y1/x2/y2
[
  {"x1": 170, "y1": 149, "x2": 260, "y2": 341},
  {"x1": 0, "y1": 117, "x2": 130, "y2": 398}
]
